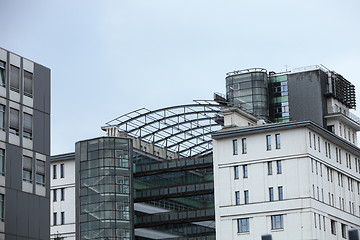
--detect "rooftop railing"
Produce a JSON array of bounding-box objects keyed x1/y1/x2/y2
[{"x1": 327, "y1": 106, "x2": 360, "y2": 125}]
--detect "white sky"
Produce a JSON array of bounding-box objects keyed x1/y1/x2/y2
[{"x1": 1, "y1": 0, "x2": 360, "y2": 155}]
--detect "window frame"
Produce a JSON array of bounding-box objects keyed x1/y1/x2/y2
[
  {"x1": 233, "y1": 139, "x2": 238, "y2": 155},
  {"x1": 266, "y1": 135, "x2": 271, "y2": 151},
  {"x1": 271, "y1": 215, "x2": 284, "y2": 230},
  {"x1": 275, "y1": 133, "x2": 280, "y2": 149},
  {"x1": 237, "y1": 218, "x2": 250, "y2": 233}
]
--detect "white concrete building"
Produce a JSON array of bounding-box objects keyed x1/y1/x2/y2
[
  {"x1": 213, "y1": 66, "x2": 360, "y2": 240},
  {"x1": 50, "y1": 153, "x2": 76, "y2": 240}
]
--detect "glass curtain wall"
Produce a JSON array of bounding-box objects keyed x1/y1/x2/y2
[{"x1": 268, "y1": 74, "x2": 290, "y2": 122}]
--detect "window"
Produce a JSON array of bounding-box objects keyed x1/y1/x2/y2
[
  {"x1": 0, "y1": 61, "x2": 5, "y2": 86},
  {"x1": 314, "y1": 134, "x2": 316, "y2": 150},
  {"x1": 235, "y1": 191, "x2": 240, "y2": 205},
  {"x1": 277, "y1": 160, "x2": 282, "y2": 174},
  {"x1": 237, "y1": 218, "x2": 250, "y2": 233},
  {"x1": 24, "y1": 70, "x2": 33, "y2": 97},
  {"x1": 22, "y1": 156, "x2": 32, "y2": 183},
  {"x1": 23, "y1": 113, "x2": 32, "y2": 139},
  {"x1": 269, "y1": 187, "x2": 274, "y2": 201},
  {"x1": 10, "y1": 65, "x2": 19, "y2": 92},
  {"x1": 233, "y1": 139, "x2": 238, "y2": 155},
  {"x1": 244, "y1": 190, "x2": 249, "y2": 204},
  {"x1": 9, "y1": 108, "x2": 19, "y2": 135},
  {"x1": 61, "y1": 188, "x2": 65, "y2": 201},
  {"x1": 35, "y1": 160, "x2": 45, "y2": 186},
  {"x1": 314, "y1": 213, "x2": 317, "y2": 228},
  {"x1": 271, "y1": 215, "x2": 284, "y2": 230},
  {"x1": 242, "y1": 138, "x2": 247, "y2": 154},
  {"x1": 275, "y1": 134, "x2": 280, "y2": 149},
  {"x1": 0, "y1": 105, "x2": 4, "y2": 130},
  {"x1": 234, "y1": 166, "x2": 239, "y2": 179},
  {"x1": 267, "y1": 161, "x2": 272, "y2": 175},
  {"x1": 243, "y1": 165, "x2": 248, "y2": 178},
  {"x1": 331, "y1": 220, "x2": 337, "y2": 235},
  {"x1": 309, "y1": 132, "x2": 312, "y2": 148},
  {"x1": 60, "y1": 163, "x2": 64, "y2": 178},
  {"x1": 0, "y1": 194, "x2": 4, "y2": 222},
  {"x1": 328, "y1": 143, "x2": 331, "y2": 158},
  {"x1": 278, "y1": 186, "x2": 283, "y2": 200},
  {"x1": 53, "y1": 165, "x2": 57, "y2": 179},
  {"x1": 61, "y1": 211, "x2": 65, "y2": 225},
  {"x1": 53, "y1": 212, "x2": 57, "y2": 225},
  {"x1": 318, "y1": 137, "x2": 320, "y2": 152},
  {"x1": 341, "y1": 223, "x2": 346, "y2": 238},
  {"x1": 53, "y1": 189, "x2": 57, "y2": 202},
  {"x1": 266, "y1": 135, "x2": 271, "y2": 150},
  {"x1": 0, "y1": 149, "x2": 4, "y2": 176}
]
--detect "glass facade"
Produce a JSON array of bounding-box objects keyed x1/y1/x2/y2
[
  {"x1": 226, "y1": 70, "x2": 269, "y2": 119},
  {"x1": 77, "y1": 137, "x2": 133, "y2": 240},
  {"x1": 268, "y1": 74, "x2": 290, "y2": 122}
]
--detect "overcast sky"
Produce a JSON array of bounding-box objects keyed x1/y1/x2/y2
[{"x1": 1, "y1": 0, "x2": 360, "y2": 155}]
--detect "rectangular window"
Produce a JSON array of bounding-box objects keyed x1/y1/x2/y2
[
  {"x1": 0, "y1": 149, "x2": 4, "y2": 176},
  {"x1": 61, "y1": 211, "x2": 65, "y2": 225},
  {"x1": 244, "y1": 190, "x2": 249, "y2": 204},
  {"x1": 242, "y1": 138, "x2": 247, "y2": 154},
  {"x1": 53, "y1": 165, "x2": 57, "y2": 179},
  {"x1": 10, "y1": 65, "x2": 19, "y2": 92},
  {"x1": 24, "y1": 70, "x2": 33, "y2": 97},
  {"x1": 35, "y1": 160, "x2": 45, "y2": 186},
  {"x1": 266, "y1": 135, "x2": 271, "y2": 150},
  {"x1": 268, "y1": 161, "x2": 273, "y2": 175},
  {"x1": 61, "y1": 188, "x2": 65, "y2": 201},
  {"x1": 314, "y1": 134, "x2": 316, "y2": 150},
  {"x1": 0, "y1": 61, "x2": 5, "y2": 86},
  {"x1": 309, "y1": 132, "x2": 312, "y2": 148},
  {"x1": 9, "y1": 108, "x2": 19, "y2": 135},
  {"x1": 278, "y1": 186, "x2": 283, "y2": 200},
  {"x1": 275, "y1": 134, "x2": 280, "y2": 149},
  {"x1": 341, "y1": 224, "x2": 346, "y2": 238},
  {"x1": 314, "y1": 213, "x2": 317, "y2": 228},
  {"x1": 53, "y1": 212, "x2": 57, "y2": 225},
  {"x1": 237, "y1": 218, "x2": 250, "y2": 233},
  {"x1": 328, "y1": 143, "x2": 331, "y2": 158},
  {"x1": 331, "y1": 220, "x2": 336, "y2": 235},
  {"x1": 22, "y1": 156, "x2": 32, "y2": 183},
  {"x1": 60, "y1": 163, "x2": 64, "y2": 178},
  {"x1": 325, "y1": 142, "x2": 328, "y2": 157},
  {"x1": 318, "y1": 137, "x2": 320, "y2": 152},
  {"x1": 0, "y1": 105, "x2": 4, "y2": 130},
  {"x1": 23, "y1": 113, "x2": 32, "y2": 139},
  {"x1": 234, "y1": 166, "x2": 239, "y2": 179},
  {"x1": 53, "y1": 189, "x2": 57, "y2": 202},
  {"x1": 233, "y1": 139, "x2": 238, "y2": 155},
  {"x1": 277, "y1": 160, "x2": 282, "y2": 174},
  {"x1": 269, "y1": 187, "x2": 274, "y2": 201},
  {"x1": 235, "y1": 191, "x2": 240, "y2": 205},
  {"x1": 271, "y1": 215, "x2": 284, "y2": 230},
  {"x1": 243, "y1": 165, "x2": 248, "y2": 178},
  {"x1": 0, "y1": 194, "x2": 4, "y2": 222}
]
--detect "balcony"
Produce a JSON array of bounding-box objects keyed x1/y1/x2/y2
[{"x1": 325, "y1": 106, "x2": 360, "y2": 130}]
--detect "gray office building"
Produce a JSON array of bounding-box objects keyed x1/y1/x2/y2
[{"x1": 0, "y1": 47, "x2": 51, "y2": 239}]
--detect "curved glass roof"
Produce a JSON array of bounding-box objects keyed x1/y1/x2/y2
[{"x1": 103, "y1": 100, "x2": 223, "y2": 158}]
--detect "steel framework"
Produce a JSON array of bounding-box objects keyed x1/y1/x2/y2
[{"x1": 103, "y1": 100, "x2": 223, "y2": 158}]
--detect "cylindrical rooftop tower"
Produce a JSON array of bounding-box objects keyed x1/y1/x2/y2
[{"x1": 226, "y1": 68, "x2": 269, "y2": 119}]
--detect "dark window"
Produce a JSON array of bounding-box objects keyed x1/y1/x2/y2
[
  {"x1": 269, "y1": 187, "x2": 274, "y2": 201},
  {"x1": 244, "y1": 190, "x2": 249, "y2": 204},
  {"x1": 53, "y1": 189, "x2": 57, "y2": 202},
  {"x1": 0, "y1": 61, "x2": 5, "y2": 86},
  {"x1": 242, "y1": 138, "x2": 247, "y2": 154},
  {"x1": 0, "y1": 149, "x2": 4, "y2": 176},
  {"x1": 271, "y1": 215, "x2": 284, "y2": 229},
  {"x1": 22, "y1": 156, "x2": 32, "y2": 183},
  {"x1": 10, "y1": 65, "x2": 19, "y2": 92},
  {"x1": 266, "y1": 135, "x2": 271, "y2": 150},
  {"x1": 35, "y1": 160, "x2": 45, "y2": 186},
  {"x1": 341, "y1": 223, "x2": 346, "y2": 238},
  {"x1": 233, "y1": 139, "x2": 238, "y2": 155},
  {"x1": 267, "y1": 161, "x2": 272, "y2": 175},
  {"x1": 23, "y1": 113, "x2": 33, "y2": 139},
  {"x1": 53, "y1": 212, "x2": 57, "y2": 225},
  {"x1": 235, "y1": 191, "x2": 240, "y2": 205},
  {"x1": 61, "y1": 211, "x2": 65, "y2": 225},
  {"x1": 9, "y1": 108, "x2": 19, "y2": 135},
  {"x1": 331, "y1": 220, "x2": 336, "y2": 235},
  {"x1": 60, "y1": 163, "x2": 64, "y2": 178},
  {"x1": 237, "y1": 218, "x2": 250, "y2": 233},
  {"x1": 53, "y1": 165, "x2": 57, "y2": 179},
  {"x1": 0, "y1": 194, "x2": 4, "y2": 222},
  {"x1": 277, "y1": 160, "x2": 282, "y2": 174},
  {"x1": 275, "y1": 134, "x2": 280, "y2": 149},
  {"x1": 0, "y1": 105, "x2": 4, "y2": 130},
  {"x1": 61, "y1": 188, "x2": 65, "y2": 201},
  {"x1": 24, "y1": 70, "x2": 33, "y2": 97},
  {"x1": 234, "y1": 166, "x2": 239, "y2": 179},
  {"x1": 243, "y1": 165, "x2": 248, "y2": 178},
  {"x1": 278, "y1": 186, "x2": 283, "y2": 200}
]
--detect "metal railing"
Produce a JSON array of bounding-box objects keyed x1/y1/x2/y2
[
  {"x1": 327, "y1": 106, "x2": 360, "y2": 125},
  {"x1": 261, "y1": 228, "x2": 359, "y2": 240}
]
